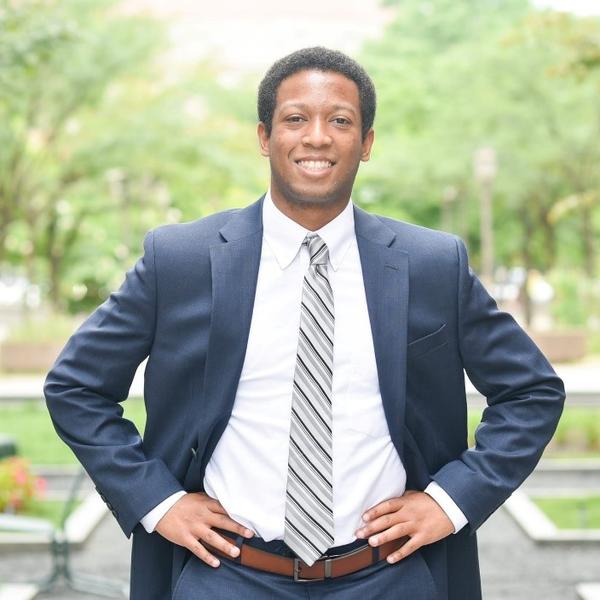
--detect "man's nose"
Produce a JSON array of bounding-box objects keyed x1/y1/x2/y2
[{"x1": 302, "y1": 119, "x2": 332, "y2": 147}]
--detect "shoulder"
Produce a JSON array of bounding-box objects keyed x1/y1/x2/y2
[
  {"x1": 366, "y1": 211, "x2": 462, "y2": 258},
  {"x1": 150, "y1": 208, "x2": 241, "y2": 249}
]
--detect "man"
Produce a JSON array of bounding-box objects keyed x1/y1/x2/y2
[{"x1": 45, "y1": 47, "x2": 565, "y2": 599}]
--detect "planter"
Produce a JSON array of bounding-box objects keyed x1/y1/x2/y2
[
  {"x1": 0, "y1": 342, "x2": 64, "y2": 373},
  {"x1": 527, "y1": 329, "x2": 587, "y2": 363}
]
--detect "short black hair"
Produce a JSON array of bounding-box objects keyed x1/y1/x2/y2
[{"x1": 258, "y1": 46, "x2": 376, "y2": 140}]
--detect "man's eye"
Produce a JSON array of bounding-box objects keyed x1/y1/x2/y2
[
  {"x1": 333, "y1": 117, "x2": 350, "y2": 125},
  {"x1": 286, "y1": 116, "x2": 304, "y2": 122}
]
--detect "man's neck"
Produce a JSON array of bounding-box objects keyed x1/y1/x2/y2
[{"x1": 269, "y1": 192, "x2": 350, "y2": 231}]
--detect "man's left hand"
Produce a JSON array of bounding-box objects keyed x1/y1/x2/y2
[{"x1": 355, "y1": 490, "x2": 454, "y2": 564}]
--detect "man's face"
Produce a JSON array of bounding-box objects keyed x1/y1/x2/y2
[{"x1": 258, "y1": 69, "x2": 374, "y2": 209}]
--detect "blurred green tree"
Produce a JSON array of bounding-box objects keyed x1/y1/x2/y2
[
  {"x1": 0, "y1": 0, "x2": 264, "y2": 311},
  {"x1": 359, "y1": 0, "x2": 600, "y2": 286}
]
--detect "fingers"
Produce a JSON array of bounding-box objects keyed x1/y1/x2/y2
[
  {"x1": 204, "y1": 496, "x2": 230, "y2": 514},
  {"x1": 186, "y1": 536, "x2": 221, "y2": 568},
  {"x1": 362, "y1": 497, "x2": 403, "y2": 524},
  {"x1": 364, "y1": 522, "x2": 411, "y2": 547},
  {"x1": 356, "y1": 491, "x2": 456, "y2": 565},
  {"x1": 357, "y1": 513, "x2": 398, "y2": 538},
  {"x1": 183, "y1": 520, "x2": 246, "y2": 569},
  {"x1": 210, "y1": 512, "x2": 254, "y2": 539},
  {"x1": 198, "y1": 527, "x2": 242, "y2": 559},
  {"x1": 385, "y1": 535, "x2": 421, "y2": 564},
  {"x1": 155, "y1": 492, "x2": 255, "y2": 569}
]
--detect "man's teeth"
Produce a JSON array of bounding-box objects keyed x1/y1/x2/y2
[{"x1": 297, "y1": 160, "x2": 333, "y2": 170}]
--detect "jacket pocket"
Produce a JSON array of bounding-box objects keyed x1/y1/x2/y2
[{"x1": 408, "y1": 323, "x2": 448, "y2": 359}]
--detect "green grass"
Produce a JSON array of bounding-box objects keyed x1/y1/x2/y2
[
  {"x1": 26, "y1": 498, "x2": 80, "y2": 527},
  {"x1": 0, "y1": 499, "x2": 81, "y2": 530},
  {"x1": 0, "y1": 399, "x2": 146, "y2": 465},
  {"x1": 468, "y1": 407, "x2": 600, "y2": 457},
  {"x1": 534, "y1": 496, "x2": 600, "y2": 529}
]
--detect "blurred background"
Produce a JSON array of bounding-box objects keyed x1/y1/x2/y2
[{"x1": 0, "y1": 0, "x2": 599, "y2": 599}]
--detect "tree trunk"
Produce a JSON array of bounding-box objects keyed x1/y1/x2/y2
[
  {"x1": 539, "y1": 206, "x2": 556, "y2": 272},
  {"x1": 581, "y1": 205, "x2": 596, "y2": 277},
  {"x1": 519, "y1": 207, "x2": 535, "y2": 327},
  {"x1": 48, "y1": 252, "x2": 63, "y2": 311}
]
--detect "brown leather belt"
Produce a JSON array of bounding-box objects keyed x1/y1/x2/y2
[{"x1": 209, "y1": 534, "x2": 410, "y2": 582}]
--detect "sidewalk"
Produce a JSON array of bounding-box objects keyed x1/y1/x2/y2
[
  {"x1": 1, "y1": 468, "x2": 598, "y2": 599},
  {"x1": 2, "y1": 360, "x2": 599, "y2": 404}
]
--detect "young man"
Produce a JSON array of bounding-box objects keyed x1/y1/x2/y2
[{"x1": 45, "y1": 47, "x2": 565, "y2": 599}]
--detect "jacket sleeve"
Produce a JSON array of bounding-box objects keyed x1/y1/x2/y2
[
  {"x1": 432, "y1": 237, "x2": 565, "y2": 532},
  {"x1": 44, "y1": 231, "x2": 184, "y2": 537}
]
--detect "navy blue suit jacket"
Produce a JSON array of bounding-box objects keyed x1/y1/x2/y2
[{"x1": 45, "y1": 197, "x2": 565, "y2": 599}]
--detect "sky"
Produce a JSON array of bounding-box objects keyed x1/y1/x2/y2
[
  {"x1": 121, "y1": 0, "x2": 393, "y2": 74},
  {"x1": 533, "y1": 0, "x2": 600, "y2": 15}
]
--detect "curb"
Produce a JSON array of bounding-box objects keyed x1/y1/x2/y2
[
  {"x1": 0, "y1": 584, "x2": 38, "y2": 600},
  {"x1": 504, "y1": 489, "x2": 600, "y2": 542},
  {"x1": 577, "y1": 583, "x2": 600, "y2": 600},
  {"x1": 536, "y1": 459, "x2": 600, "y2": 471},
  {"x1": 0, "y1": 492, "x2": 107, "y2": 550}
]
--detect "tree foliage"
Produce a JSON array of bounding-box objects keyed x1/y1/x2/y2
[
  {"x1": 358, "y1": 0, "x2": 600, "y2": 281},
  {"x1": 1, "y1": 0, "x2": 599, "y2": 323},
  {"x1": 0, "y1": 0, "x2": 264, "y2": 311}
]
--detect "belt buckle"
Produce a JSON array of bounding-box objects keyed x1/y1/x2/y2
[{"x1": 293, "y1": 557, "x2": 331, "y2": 582}]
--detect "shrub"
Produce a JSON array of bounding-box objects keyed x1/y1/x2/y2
[{"x1": 0, "y1": 457, "x2": 46, "y2": 513}]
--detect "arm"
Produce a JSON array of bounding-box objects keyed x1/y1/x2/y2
[
  {"x1": 44, "y1": 231, "x2": 183, "y2": 537},
  {"x1": 357, "y1": 237, "x2": 565, "y2": 561},
  {"x1": 431, "y1": 237, "x2": 565, "y2": 530}
]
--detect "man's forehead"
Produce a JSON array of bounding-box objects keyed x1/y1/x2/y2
[{"x1": 274, "y1": 69, "x2": 360, "y2": 112}]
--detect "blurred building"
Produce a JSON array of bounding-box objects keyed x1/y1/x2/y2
[{"x1": 120, "y1": 0, "x2": 394, "y2": 76}]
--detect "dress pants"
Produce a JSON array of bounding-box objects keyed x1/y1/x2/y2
[{"x1": 172, "y1": 536, "x2": 438, "y2": 599}]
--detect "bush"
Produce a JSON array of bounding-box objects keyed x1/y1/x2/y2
[
  {"x1": 548, "y1": 269, "x2": 600, "y2": 329},
  {"x1": 5, "y1": 314, "x2": 81, "y2": 344},
  {"x1": 0, "y1": 457, "x2": 46, "y2": 513}
]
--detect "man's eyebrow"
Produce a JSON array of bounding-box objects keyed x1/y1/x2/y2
[{"x1": 278, "y1": 101, "x2": 357, "y2": 115}]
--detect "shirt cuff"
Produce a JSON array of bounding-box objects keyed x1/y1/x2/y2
[
  {"x1": 424, "y1": 481, "x2": 468, "y2": 533},
  {"x1": 140, "y1": 491, "x2": 187, "y2": 533}
]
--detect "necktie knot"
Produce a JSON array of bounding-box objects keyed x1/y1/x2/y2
[{"x1": 304, "y1": 234, "x2": 329, "y2": 266}]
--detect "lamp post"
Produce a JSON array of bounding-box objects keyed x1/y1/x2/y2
[
  {"x1": 473, "y1": 147, "x2": 497, "y2": 286},
  {"x1": 441, "y1": 185, "x2": 458, "y2": 233}
]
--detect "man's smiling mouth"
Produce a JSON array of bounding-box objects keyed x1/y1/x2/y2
[{"x1": 295, "y1": 160, "x2": 335, "y2": 171}]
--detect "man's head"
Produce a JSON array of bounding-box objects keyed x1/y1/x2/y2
[
  {"x1": 257, "y1": 48, "x2": 376, "y2": 223},
  {"x1": 258, "y1": 47, "x2": 376, "y2": 141}
]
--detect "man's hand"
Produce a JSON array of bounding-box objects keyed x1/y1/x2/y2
[
  {"x1": 155, "y1": 492, "x2": 254, "y2": 568},
  {"x1": 355, "y1": 490, "x2": 454, "y2": 564}
]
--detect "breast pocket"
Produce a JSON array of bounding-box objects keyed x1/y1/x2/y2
[{"x1": 408, "y1": 323, "x2": 448, "y2": 359}]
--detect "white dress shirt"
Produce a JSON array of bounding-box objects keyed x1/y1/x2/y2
[{"x1": 141, "y1": 192, "x2": 467, "y2": 541}]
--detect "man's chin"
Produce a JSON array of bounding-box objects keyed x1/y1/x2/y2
[{"x1": 283, "y1": 188, "x2": 346, "y2": 208}]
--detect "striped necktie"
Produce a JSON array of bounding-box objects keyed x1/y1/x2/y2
[{"x1": 283, "y1": 233, "x2": 335, "y2": 566}]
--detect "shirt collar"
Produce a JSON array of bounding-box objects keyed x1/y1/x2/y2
[{"x1": 262, "y1": 190, "x2": 355, "y2": 271}]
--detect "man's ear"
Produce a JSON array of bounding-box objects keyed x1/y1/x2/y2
[
  {"x1": 257, "y1": 122, "x2": 270, "y2": 157},
  {"x1": 361, "y1": 128, "x2": 375, "y2": 162}
]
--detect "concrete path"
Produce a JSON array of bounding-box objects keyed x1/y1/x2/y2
[
  {"x1": 1, "y1": 469, "x2": 599, "y2": 599},
  {"x1": 1, "y1": 359, "x2": 599, "y2": 404}
]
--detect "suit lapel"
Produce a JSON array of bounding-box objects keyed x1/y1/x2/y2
[
  {"x1": 354, "y1": 206, "x2": 409, "y2": 463},
  {"x1": 196, "y1": 199, "x2": 263, "y2": 465}
]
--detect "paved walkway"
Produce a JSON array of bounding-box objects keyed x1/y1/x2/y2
[
  {"x1": 2, "y1": 360, "x2": 600, "y2": 406},
  {"x1": 1, "y1": 362, "x2": 598, "y2": 597},
  {"x1": 1, "y1": 469, "x2": 598, "y2": 599}
]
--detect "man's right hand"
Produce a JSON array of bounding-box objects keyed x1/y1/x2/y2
[{"x1": 155, "y1": 492, "x2": 254, "y2": 568}]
